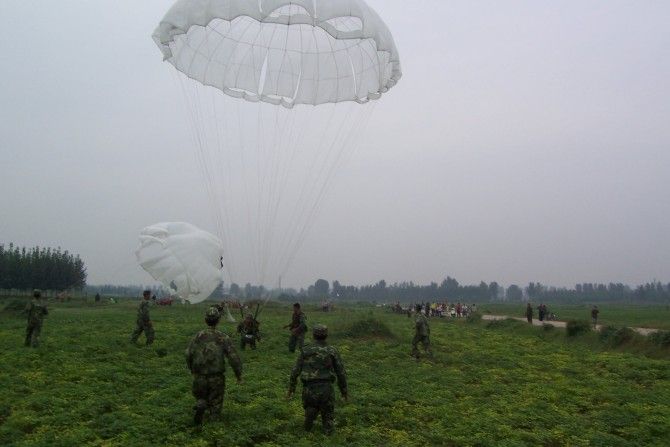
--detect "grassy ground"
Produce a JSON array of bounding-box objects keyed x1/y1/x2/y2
[
  {"x1": 1, "y1": 300, "x2": 669, "y2": 446},
  {"x1": 480, "y1": 303, "x2": 670, "y2": 330}
]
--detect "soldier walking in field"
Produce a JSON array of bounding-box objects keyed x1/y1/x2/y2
[
  {"x1": 237, "y1": 313, "x2": 260, "y2": 350},
  {"x1": 130, "y1": 290, "x2": 154, "y2": 345},
  {"x1": 591, "y1": 305, "x2": 599, "y2": 328},
  {"x1": 25, "y1": 289, "x2": 48, "y2": 348},
  {"x1": 284, "y1": 302, "x2": 307, "y2": 353},
  {"x1": 526, "y1": 302, "x2": 533, "y2": 324},
  {"x1": 411, "y1": 304, "x2": 432, "y2": 359},
  {"x1": 186, "y1": 307, "x2": 243, "y2": 425},
  {"x1": 287, "y1": 324, "x2": 347, "y2": 435}
]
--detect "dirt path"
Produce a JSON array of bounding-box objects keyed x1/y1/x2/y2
[{"x1": 481, "y1": 314, "x2": 659, "y2": 336}]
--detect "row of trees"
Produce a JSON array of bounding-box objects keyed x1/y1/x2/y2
[
  {"x1": 266, "y1": 277, "x2": 670, "y2": 304},
  {"x1": 0, "y1": 243, "x2": 87, "y2": 291}
]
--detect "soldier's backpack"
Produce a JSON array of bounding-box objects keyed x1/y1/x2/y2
[
  {"x1": 27, "y1": 304, "x2": 43, "y2": 326},
  {"x1": 190, "y1": 334, "x2": 223, "y2": 374},
  {"x1": 301, "y1": 346, "x2": 334, "y2": 382}
]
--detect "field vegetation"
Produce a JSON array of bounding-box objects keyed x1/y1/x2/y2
[{"x1": 1, "y1": 299, "x2": 669, "y2": 446}]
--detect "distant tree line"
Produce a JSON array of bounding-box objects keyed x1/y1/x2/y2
[
  {"x1": 0, "y1": 243, "x2": 86, "y2": 291},
  {"x1": 522, "y1": 281, "x2": 670, "y2": 304},
  {"x1": 268, "y1": 277, "x2": 670, "y2": 304}
]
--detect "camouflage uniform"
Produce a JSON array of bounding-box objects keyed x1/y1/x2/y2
[
  {"x1": 130, "y1": 298, "x2": 154, "y2": 345},
  {"x1": 289, "y1": 325, "x2": 347, "y2": 435},
  {"x1": 185, "y1": 309, "x2": 242, "y2": 424},
  {"x1": 236, "y1": 315, "x2": 260, "y2": 350},
  {"x1": 287, "y1": 311, "x2": 307, "y2": 353},
  {"x1": 25, "y1": 297, "x2": 48, "y2": 348},
  {"x1": 411, "y1": 312, "x2": 432, "y2": 358}
]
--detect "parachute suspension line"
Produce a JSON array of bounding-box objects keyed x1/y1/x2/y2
[
  {"x1": 273, "y1": 102, "x2": 339, "y2": 275},
  {"x1": 192, "y1": 83, "x2": 232, "y2": 284},
  {"x1": 279, "y1": 101, "x2": 377, "y2": 280},
  {"x1": 209, "y1": 88, "x2": 237, "y2": 285},
  {"x1": 235, "y1": 98, "x2": 257, "y2": 285},
  {"x1": 258, "y1": 103, "x2": 282, "y2": 284},
  {"x1": 255, "y1": 102, "x2": 309, "y2": 286},
  {"x1": 259, "y1": 105, "x2": 296, "y2": 284},
  {"x1": 173, "y1": 73, "x2": 230, "y2": 285}
]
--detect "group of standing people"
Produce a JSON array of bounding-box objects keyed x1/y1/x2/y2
[
  {"x1": 393, "y1": 301, "x2": 475, "y2": 318},
  {"x1": 525, "y1": 303, "x2": 552, "y2": 323}
]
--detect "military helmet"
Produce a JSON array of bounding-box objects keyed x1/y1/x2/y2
[
  {"x1": 206, "y1": 306, "x2": 221, "y2": 319},
  {"x1": 313, "y1": 324, "x2": 328, "y2": 338},
  {"x1": 33, "y1": 289, "x2": 42, "y2": 298}
]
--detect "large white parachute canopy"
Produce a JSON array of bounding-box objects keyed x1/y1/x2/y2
[
  {"x1": 136, "y1": 222, "x2": 224, "y2": 304},
  {"x1": 152, "y1": 0, "x2": 401, "y2": 287}
]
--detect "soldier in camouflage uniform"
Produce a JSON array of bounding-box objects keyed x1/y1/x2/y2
[
  {"x1": 284, "y1": 302, "x2": 307, "y2": 353},
  {"x1": 186, "y1": 306, "x2": 243, "y2": 425},
  {"x1": 25, "y1": 289, "x2": 48, "y2": 348},
  {"x1": 236, "y1": 313, "x2": 260, "y2": 350},
  {"x1": 411, "y1": 304, "x2": 432, "y2": 359},
  {"x1": 130, "y1": 290, "x2": 154, "y2": 345},
  {"x1": 288, "y1": 324, "x2": 347, "y2": 435}
]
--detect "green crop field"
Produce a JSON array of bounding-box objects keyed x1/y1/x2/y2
[{"x1": 1, "y1": 300, "x2": 669, "y2": 446}]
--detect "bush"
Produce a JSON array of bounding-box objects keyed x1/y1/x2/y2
[
  {"x1": 342, "y1": 318, "x2": 395, "y2": 339},
  {"x1": 566, "y1": 320, "x2": 592, "y2": 337},
  {"x1": 466, "y1": 312, "x2": 482, "y2": 324},
  {"x1": 1, "y1": 299, "x2": 27, "y2": 316},
  {"x1": 599, "y1": 326, "x2": 638, "y2": 347},
  {"x1": 649, "y1": 331, "x2": 670, "y2": 347},
  {"x1": 612, "y1": 327, "x2": 636, "y2": 346},
  {"x1": 599, "y1": 326, "x2": 619, "y2": 342}
]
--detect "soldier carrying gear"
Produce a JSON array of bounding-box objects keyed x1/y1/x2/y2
[
  {"x1": 287, "y1": 324, "x2": 348, "y2": 435},
  {"x1": 25, "y1": 289, "x2": 48, "y2": 348},
  {"x1": 131, "y1": 290, "x2": 154, "y2": 345},
  {"x1": 411, "y1": 304, "x2": 432, "y2": 359},
  {"x1": 186, "y1": 306, "x2": 243, "y2": 425},
  {"x1": 236, "y1": 313, "x2": 260, "y2": 350},
  {"x1": 283, "y1": 302, "x2": 307, "y2": 353}
]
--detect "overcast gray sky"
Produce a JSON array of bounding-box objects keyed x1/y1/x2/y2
[{"x1": 1, "y1": 0, "x2": 669, "y2": 289}]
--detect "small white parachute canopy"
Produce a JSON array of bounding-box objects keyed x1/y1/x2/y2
[
  {"x1": 136, "y1": 222, "x2": 223, "y2": 304},
  {"x1": 152, "y1": 0, "x2": 401, "y2": 107}
]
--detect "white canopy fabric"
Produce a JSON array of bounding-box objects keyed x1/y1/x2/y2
[
  {"x1": 136, "y1": 222, "x2": 223, "y2": 303},
  {"x1": 153, "y1": 0, "x2": 401, "y2": 107}
]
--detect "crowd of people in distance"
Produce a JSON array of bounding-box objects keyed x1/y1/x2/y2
[{"x1": 390, "y1": 301, "x2": 477, "y2": 318}]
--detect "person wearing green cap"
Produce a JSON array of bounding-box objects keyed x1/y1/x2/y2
[
  {"x1": 130, "y1": 290, "x2": 154, "y2": 345},
  {"x1": 287, "y1": 324, "x2": 348, "y2": 435},
  {"x1": 185, "y1": 306, "x2": 243, "y2": 425},
  {"x1": 25, "y1": 289, "x2": 48, "y2": 347}
]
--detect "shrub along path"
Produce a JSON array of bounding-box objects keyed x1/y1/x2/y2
[{"x1": 482, "y1": 314, "x2": 659, "y2": 335}]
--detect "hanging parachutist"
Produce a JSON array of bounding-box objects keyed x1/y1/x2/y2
[{"x1": 220, "y1": 256, "x2": 224, "y2": 269}]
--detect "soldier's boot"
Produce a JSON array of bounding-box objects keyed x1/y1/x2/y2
[
  {"x1": 322, "y1": 412, "x2": 335, "y2": 436},
  {"x1": 30, "y1": 327, "x2": 41, "y2": 348},
  {"x1": 209, "y1": 405, "x2": 223, "y2": 422},
  {"x1": 304, "y1": 407, "x2": 318, "y2": 432},
  {"x1": 193, "y1": 400, "x2": 207, "y2": 425}
]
